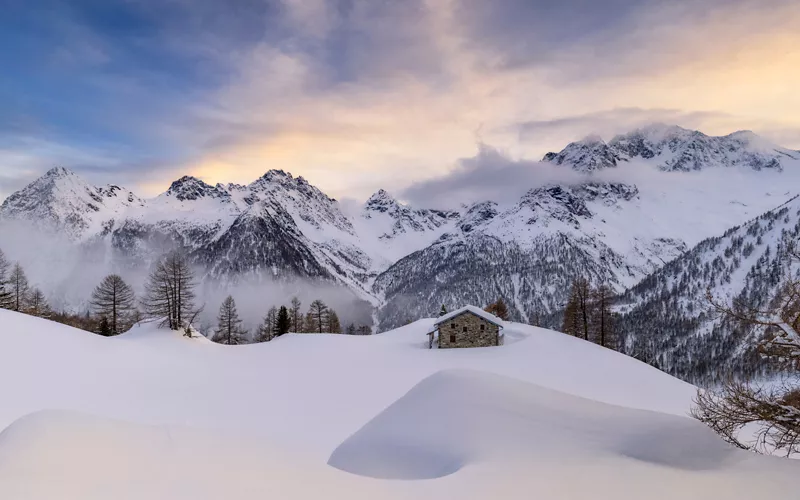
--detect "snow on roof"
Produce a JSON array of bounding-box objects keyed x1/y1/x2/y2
[{"x1": 434, "y1": 305, "x2": 504, "y2": 328}]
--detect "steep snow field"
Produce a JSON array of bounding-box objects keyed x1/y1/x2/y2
[{"x1": 0, "y1": 309, "x2": 797, "y2": 498}]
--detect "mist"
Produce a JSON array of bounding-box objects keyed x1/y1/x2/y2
[
  {"x1": 401, "y1": 143, "x2": 631, "y2": 209},
  {"x1": 0, "y1": 221, "x2": 374, "y2": 336}
]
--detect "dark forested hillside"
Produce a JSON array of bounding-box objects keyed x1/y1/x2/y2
[{"x1": 616, "y1": 197, "x2": 800, "y2": 384}]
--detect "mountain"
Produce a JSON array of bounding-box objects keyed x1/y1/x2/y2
[
  {"x1": 373, "y1": 183, "x2": 645, "y2": 328},
  {"x1": 616, "y1": 196, "x2": 800, "y2": 384},
  {"x1": 3, "y1": 125, "x2": 800, "y2": 377},
  {"x1": 0, "y1": 168, "x2": 457, "y2": 321},
  {"x1": 542, "y1": 135, "x2": 623, "y2": 171},
  {"x1": 543, "y1": 124, "x2": 800, "y2": 172},
  {"x1": 0, "y1": 167, "x2": 144, "y2": 239}
]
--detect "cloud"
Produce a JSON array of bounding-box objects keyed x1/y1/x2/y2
[
  {"x1": 401, "y1": 144, "x2": 587, "y2": 209},
  {"x1": 2, "y1": 0, "x2": 800, "y2": 204}
]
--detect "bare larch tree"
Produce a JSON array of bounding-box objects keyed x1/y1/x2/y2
[
  {"x1": 289, "y1": 297, "x2": 302, "y2": 333},
  {"x1": 8, "y1": 263, "x2": 29, "y2": 312},
  {"x1": 26, "y1": 288, "x2": 50, "y2": 318},
  {"x1": 90, "y1": 274, "x2": 136, "y2": 335},
  {"x1": 695, "y1": 246, "x2": 800, "y2": 456},
  {"x1": 0, "y1": 248, "x2": 11, "y2": 309},
  {"x1": 214, "y1": 295, "x2": 246, "y2": 345},
  {"x1": 143, "y1": 251, "x2": 197, "y2": 330},
  {"x1": 590, "y1": 284, "x2": 615, "y2": 348},
  {"x1": 308, "y1": 299, "x2": 329, "y2": 333}
]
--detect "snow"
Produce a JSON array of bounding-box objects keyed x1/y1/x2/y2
[
  {"x1": 0, "y1": 308, "x2": 797, "y2": 498},
  {"x1": 5, "y1": 126, "x2": 800, "y2": 319},
  {"x1": 434, "y1": 304, "x2": 504, "y2": 326},
  {"x1": 328, "y1": 370, "x2": 793, "y2": 485}
]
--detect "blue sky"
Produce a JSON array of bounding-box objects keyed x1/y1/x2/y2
[{"x1": 1, "y1": 0, "x2": 799, "y2": 202}]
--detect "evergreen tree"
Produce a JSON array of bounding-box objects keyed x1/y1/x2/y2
[
  {"x1": 213, "y1": 295, "x2": 246, "y2": 345},
  {"x1": 327, "y1": 310, "x2": 341, "y2": 333},
  {"x1": 289, "y1": 297, "x2": 302, "y2": 332},
  {"x1": 142, "y1": 250, "x2": 197, "y2": 330},
  {"x1": 90, "y1": 274, "x2": 136, "y2": 335},
  {"x1": 97, "y1": 316, "x2": 112, "y2": 336},
  {"x1": 308, "y1": 299, "x2": 328, "y2": 333},
  {"x1": 357, "y1": 325, "x2": 372, "y2": 335},
  {"x1": 8, "y1": 263, "x2": 29, "y2": 312},
  {"x1": 439, "y1": 304, "x2": 447, "y2": 316},
  {"x1": 346, "y1": 323, "x2": 356, "y2": 335},
  {"x1": 276, "y1": 306, "x2": 290, "y2": 336}
]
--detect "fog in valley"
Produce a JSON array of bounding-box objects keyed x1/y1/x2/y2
[{"x1": 0, "y1": 220, "x2": 374, "y2": 336}]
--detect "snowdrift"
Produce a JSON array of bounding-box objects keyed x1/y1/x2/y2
[
  {"x1": 0, "y1": 309, "x2": 797, "y2": 498},
  {"x1": 329, "y1": 370, "x2": 747, "y2": 479}
]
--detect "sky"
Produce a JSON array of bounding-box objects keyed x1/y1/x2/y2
[{"x1": 1, "y1": 0, "x2": 800, "y2": 204}]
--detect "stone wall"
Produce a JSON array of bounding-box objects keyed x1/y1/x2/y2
[{"x1": 438, "y1": 311, "x2": 501, "y2": 348}]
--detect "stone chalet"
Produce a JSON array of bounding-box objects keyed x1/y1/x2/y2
[{"x1": 428, "y1": 305, "x2": 504, "y2": 349}]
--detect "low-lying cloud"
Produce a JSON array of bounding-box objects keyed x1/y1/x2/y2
[
  {"x1": 401, "y1": 144, "x2": 589, "y2": 209},
  {"x1": 0, "y1": 220, "x2": 373, "y2": 336}
]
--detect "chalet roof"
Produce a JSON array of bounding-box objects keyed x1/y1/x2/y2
[{"x1": 434, "y1": 305, "x2": 504, "y2": 328}]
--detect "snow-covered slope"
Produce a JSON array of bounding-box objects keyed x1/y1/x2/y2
[
  {"x1": 4, "y1": 125, "x2": 800, "y2": 347},
  {"x1": 0, "y1": 309, "x2": 796, "y2": 499},
  {"x1": 616, "y1": 196, "x2": 800, "y2": 383}
]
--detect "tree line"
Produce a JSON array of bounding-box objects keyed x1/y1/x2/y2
[
  {"x1": 1, "y1": 247, "x2": 372, "y2": 342},
  {"x1": 214, "y1": 295, "x2": 372, "y2": 345},
  {"x1": 0, "y1": 247, "x2": 188, "y2": 336},
  {"x1": 0, "y1": 248, "x2": 54, "y2": 320}
]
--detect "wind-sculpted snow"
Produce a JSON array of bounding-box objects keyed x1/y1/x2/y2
[
  {"x1": 328, "y1": 370, "x2": 739, "y2": 479},
  {"x1": 0, "y1": 313, "x2": 797, "y2": 499}
]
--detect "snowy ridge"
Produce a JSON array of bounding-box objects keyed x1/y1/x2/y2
[
  {"x1": 543, "y1": 124, "x2": 800, "y2": 172},
  {"x1": 0, "y1": 309, "x2": 797, "y2": 498}
]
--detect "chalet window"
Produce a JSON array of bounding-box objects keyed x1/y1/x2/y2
[
  {"x1": 450, "y1": 334, "x2": 456, "y2": 343},
  {"x1": 451, "y1": 323, "x2": 455, "y2": 329},
  {"x1": 480, "y1": 324, "x2": 485, "y2": 331},
  {"x1": 462, "y1": 326, "x2": 467, "y2": 332}
]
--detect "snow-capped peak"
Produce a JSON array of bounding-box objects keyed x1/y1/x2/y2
[
  {"x1": 544, "y1": 124, "x2": 798, "y2": 173},
  {"x1": 42, "y1": 166, "x2": 76, "y2": 179},
  {"x1": 542, "y1": 136, "x2": 622, "y2": 172},
  {"x1": 165, "y1": 175, "x2": 229, "y2": 202},
  {"x1": 364, "y1": 189, "x2": 399, "y2": 213},
  {"x1": 0, "y1": 167, "x2": 141, "y2": 239}
]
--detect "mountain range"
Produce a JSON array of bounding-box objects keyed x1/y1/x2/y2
[{"x1": 2, "y1": 123, "x2": 800, "y2": 382}]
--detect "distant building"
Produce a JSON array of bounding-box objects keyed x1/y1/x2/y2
[{"x1": 428, "y1": 306, "x2": 504, "y2": 349}]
